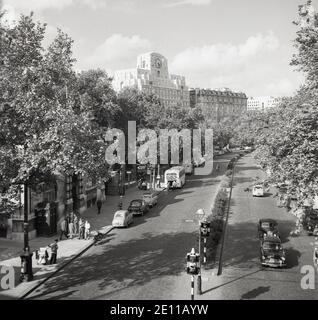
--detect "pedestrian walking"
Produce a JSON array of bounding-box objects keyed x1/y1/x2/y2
[
  {"x1": 37, "y1": 246, "x2": 49, "y2": 265},
  {"x1": 49, "y1": 239, "x2": 58, "y2": 264},
  {"x1": 68, "y1": 219, "x2": 74, "y2": 239},
  {"x1": 79, "y1": 218, "x2": 85, "y2": 239},
  {"x1": 84, "y1": 220, "x2": 91, "y2": 240},
  {"x1": 73, "y1": 214, "x2": 79, "y2": 235},
  {"x1": 59, "y1": 218, "x2": 68, "y2": 240},
  {"x1": 96, "y1": 199, "x2": 102, "y2": 215}
]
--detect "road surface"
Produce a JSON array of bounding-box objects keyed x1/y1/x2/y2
[
  {"x1": 27, "y1": 155, "x2": 232, "y2": 300},
  {"x1": 203, "y1": 154, "x2": 318, "y2": 300}
]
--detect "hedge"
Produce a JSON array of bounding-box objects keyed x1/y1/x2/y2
[{"x1": 204, "y1": 188, "x2": 229, "y2": 264}]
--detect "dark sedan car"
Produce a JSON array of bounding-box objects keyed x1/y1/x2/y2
[
  {"x1": 258, "y1": 218, "x2": 280, "y2": 240},
  {"x1": 260, "y1": 236, "x2": 286, "y2": 268},
  {"x1": 303, "y1": 211, "x2": 318, "y2": 236},
  {"x1": 128, "y1": 199, "x2": 149, "y2": 216}
]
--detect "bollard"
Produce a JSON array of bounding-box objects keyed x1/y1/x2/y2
[
  {"x1": 191, "y1": 275, "x2": 194, "y2": 300},
  {"x1": 197, "y1": 231, "x2": 202, "y2": 295}
]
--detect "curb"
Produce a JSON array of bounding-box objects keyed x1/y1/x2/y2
[{"x1": 19, "y1": 226, "x2": 114, "y2": 300}]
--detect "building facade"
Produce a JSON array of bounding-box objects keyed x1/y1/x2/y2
[
  {"x1": 113, "y1": 52, "x2": 190, "y2": 108},
  {"x1": 1, "y1": 173, "x2": 107, "y2": 240},
  {"x1": 189, "y1": 87, "x2": 247, "y2": 122},
  {"x1": 247, "y1": 96, "x2": 280, "y2": 112}
]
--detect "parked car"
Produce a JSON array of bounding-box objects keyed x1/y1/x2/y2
[
  {"x1": 142, "y1": 192, "x2": 158, "y2": 207},
  {"x1": 137, "y1": 179, "x2": 148, "y2": 190},
  {"x1": 260, "y1": 236, "x2": 286, "y2": 268},
  {"x1": 128, "y1": 199, "x2": 149, "y2": 216},
  {"x1": 252, "y1": 184, "x2": 264, "y2": 197},
  {"x1": 314, "y1": 247, "x2": 318, "y2": 266},
  {"x1": 193, "y1": 157, "x2": 205, "y2": 167},
  {"x1": 183, "y1": 163, "x2": 194, "y2": 175},
  {"x1": 258, "y1": 219, "x2": 280, "y2": 239},
  {"x1": 112, "y1": 210, "x2": 133, "y2": 228}
]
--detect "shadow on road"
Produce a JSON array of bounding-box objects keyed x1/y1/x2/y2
[
  {"x1": 214, "y1": 220, "x2": 300, "y2": 270},
  {"x1": 240, "y1": 286, "x2": 271, "y2": 300},
  {"x1": 202, "y1": 269, "x2": 262, "y2": 294},
  {"x1": 27, "y1": 231, "x2": 197, "y2": 300}
]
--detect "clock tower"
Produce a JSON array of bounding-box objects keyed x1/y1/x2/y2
[{"x1": 137, "y1": 52, "x2": 169, "y2": 79}]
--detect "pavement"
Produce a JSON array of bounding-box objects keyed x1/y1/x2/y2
[
  {"x1": 0, "y1": 181, "x2": 159, "y2": 299},
  {"x1": 14, "y1": 154, "x2": 236, "y2": 300}
]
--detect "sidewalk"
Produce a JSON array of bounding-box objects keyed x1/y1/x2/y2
[{"x1": 0, "y1": 183, "x2": 154, "y2": 299}]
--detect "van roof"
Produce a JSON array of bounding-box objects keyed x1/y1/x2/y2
[{"x1": 166, "y1": 166, "x2": 184, "y2": 171}]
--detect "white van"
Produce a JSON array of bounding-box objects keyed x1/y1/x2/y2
[
  {"x1": 164, "y1": 166, "x2": 186, "y2": 189},
  {"x1": 252, "y1": 185, "x2": 264, "y2": 197}
]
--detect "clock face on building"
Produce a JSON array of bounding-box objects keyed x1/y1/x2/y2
[{"x1": 155, "y1": 58, "x2": 162, "y2": 68}]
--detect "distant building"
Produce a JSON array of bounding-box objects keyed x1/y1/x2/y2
[
  {"x1": 189, "y1": 87, "x2": 247, "y2": 122},
  {"x1": 247, "y1": 96, "x2": 280, "y2": 112},
  {"x1": 113, "y1": 52, "x2": 189, "y2": 108}
]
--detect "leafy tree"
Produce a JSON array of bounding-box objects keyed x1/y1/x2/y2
[
  {"x1": 251, "y1": 3, "x2": 318, "y2": 208},
  {"x1": 77, "y1": 69, "x2": 120, "y2": 128},
  {"x1": 0, "y1": 13, "x2": 108, "y2": 216}
]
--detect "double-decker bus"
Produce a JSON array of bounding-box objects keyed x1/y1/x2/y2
[{"x1": 164, "y1": 166, "x2": 186, "y2": 189}]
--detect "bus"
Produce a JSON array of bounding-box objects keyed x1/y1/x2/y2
[{"x1": 164, "y1": 166, "x2": 186, "y2": 189}]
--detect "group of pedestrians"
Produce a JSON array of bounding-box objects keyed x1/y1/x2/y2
[
  {"x1": 60, "y1": 214, "x2": 91, "y2": 240},
  {"x1": 36, "y1": 239, "x2": 58, "y2": 265},
  {"x1": 35, "y1": 199, "x2": 104, "y2": 266}
]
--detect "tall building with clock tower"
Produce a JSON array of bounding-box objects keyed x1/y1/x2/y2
[{"x1": 113, "y1": 52, "x2": 190, "y2": 108}]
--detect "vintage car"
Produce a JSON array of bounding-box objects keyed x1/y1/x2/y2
[
  {"x1": 252, "y1": 184, "x2": 264, "y2": 197},
  {"x1": 258, "y1": 219, "x2": 280, "y2": 240},
  {"x1": 128, "y1": 199, "x2": 149, "y2": 216},
  {"x1": 142, "y1": 192, "x2": 158, "y2": 207},
  {"x1": 137, "y1": 179, "x2": 148, "y2": 190},
  {"x1": 193, "y1": 157, "x2": 206, "y2": 167},
  {"x1": 260, "y1": 236, "x2": 286, "y2": 268},
  {"x1": 314, "y1": 247, "x2": 318, "y2": 266},
  {"x1": 183, "y1": 163, "x2": 194, "y2": 175},
  {"x1": 303, "y1": 211, "x2": 318, "y2": 236},
  {"x1": 112, "y1": 210, "x2": 133, "y2": 228}
]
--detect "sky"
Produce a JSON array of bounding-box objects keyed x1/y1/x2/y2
[{"x1": 1, "y1": 0, "x2": 316, "y2": 97}]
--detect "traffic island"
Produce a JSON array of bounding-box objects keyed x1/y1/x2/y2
[
  {"x1": 204, "y1": 189, "x2": 229, "y2": 268},
  {"x1": 204, "y1": 156, "x2": 237, "y2": 270}
]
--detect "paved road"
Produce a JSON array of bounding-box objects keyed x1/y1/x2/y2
[
  {"x1": 27, "y1": 155, "x2": 233, "y2": 300},
  {"x1": 202, "y1": 154, "x2": 318, "y2": 300}
]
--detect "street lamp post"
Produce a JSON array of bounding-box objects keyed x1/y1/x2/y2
[{"x1": 20, "y1": 183, "x2": 33, "y2": 282}]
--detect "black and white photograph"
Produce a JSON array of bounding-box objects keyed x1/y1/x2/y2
[{"x1": 1, "y1": 0, "x2": 318, "y2": 305}]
